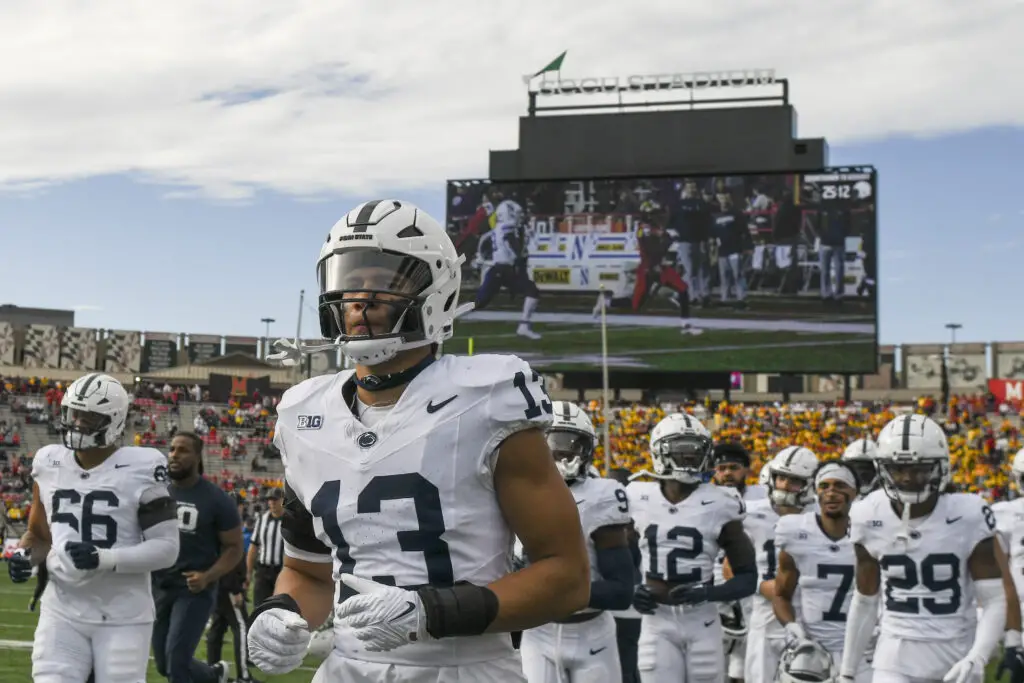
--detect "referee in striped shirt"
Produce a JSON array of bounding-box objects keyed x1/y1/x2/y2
[{"x1": 247, "y1": 487, "x2": 286, "y2": 607}]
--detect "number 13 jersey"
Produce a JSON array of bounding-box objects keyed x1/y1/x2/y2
[
  {"x1": 275, "y1": 353, "x2": 553, "y2": 666},
  {"x1": 850, "y1": 489, "x2": 996, "y2": 642}
]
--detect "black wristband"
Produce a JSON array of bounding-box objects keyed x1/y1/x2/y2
[
  {"x1": 417, "y1": 584, "x2": 499, "y2": 639},
  {"x1": 251, "y1": 593, "x2": 302, "y2": 622}
]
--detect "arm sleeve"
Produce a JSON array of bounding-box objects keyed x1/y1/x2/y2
[
  {"x1": 281, "y1": 479, "x2": 333, "y2": 564},
  {"x1": 588, "y1": 546, "x2": 637, "y2": 611},
  {"x1": 137, "y1": 486, "x2": 177, "y2": 531},
  {"x1": 840, "y1": 588, "x2": 881, "y2": 677},
  {"x1": 99, "y1": 519, "x2": 180, "y2": 574},
  {"x1": 707, "y1": 520, "x2": 757, "y2": 602},
  {"x1": 968, "y1": 578, "x2": 1007, "y2": 664}
]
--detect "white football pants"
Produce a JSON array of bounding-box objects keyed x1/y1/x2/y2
[
  {"x1": 32, "y1": 606, "x2": 153, "y2": 683},
  {"x1": 744, "y1": 630, "x2": 785, "y2": 683},
  {"x1": 638, "y1": 602, "x2": 724, "y2": 683},
  {"x1": 312, "y1": 651, "x2": 526, "y2": 683},
  {"x1": 520, "y1": 612, "x2": 620, "y2": 683}
]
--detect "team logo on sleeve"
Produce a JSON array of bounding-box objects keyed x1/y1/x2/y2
[
  {"x1": 297, "y1": 415, "x2": 324, "y2": 430},
  {"x1": 154, "y1": 465, "x2": 169, "y2": 482}
]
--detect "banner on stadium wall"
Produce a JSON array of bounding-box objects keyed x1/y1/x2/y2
[
  {"x1": 224, "y1": 336, "x2": 259, "y2": 357},
  {"x1": 0, "y1": 322, "x2": 15, "y2": 365},
  {"x1": 59, "y1": 328, "x2": 99, "y2": 371},
  {"x1": 22, "y1": 324, "x2": 61, "y2": 369},
  {"x1": 994, "y1": 342, "x2": 1024, "y2": 381},
  {"x1": 141, "y1": 332, "x2": 180, "y2": 373},
  {"x1": 208, "y1": 373, "x2": 271, "y2": 402},
  {"x1": 906, "y1": 351, "x2": 985, "y2": 389},
  {"x1": 187, "y1": 334, "x2": 222, "y2": 364},
  {"x1": 989, "y1": 379, "x2": 1024, "y2": 403},
  {"x1": 105, "y1": 330, "x2": 142, "y2": 374}
]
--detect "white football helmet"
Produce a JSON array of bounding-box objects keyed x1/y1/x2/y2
[
  {"x1": 60, "y1": 373, "x2": 131, "y2": 451},
  {"x1": 767, "y1": 446, "x2": 819, "y2": 508},
  {"x1": 1012, "y1": 449, "x2": 1024, "y2": 493},
  {"x1": 649, "y1": 413, "x2": 713, "y2": 484},
  {"x1": 776, "y1": 640, "x2": 839, "y2": 683},
  {"x1": 548, "y1": 401, "x2": 597, "y2": 483},
  {"x1": 317, "y1": 199, "x2": 473, "y2": 366},
  {"x1": 758, "y1": 463, "x2": 772, "y2": 487},
  {"x1": 719, "y1": 601, "x2": 747, "y2": 655},
  {"x1": 841, "y1": 438, "x2": 880, "y2": 496},
  {"x1": 875, "y1": 414, "x2": 950, "y2": 505},
  {"x1": 307, "y1": 612, "x2": 334, "y2": 658}
]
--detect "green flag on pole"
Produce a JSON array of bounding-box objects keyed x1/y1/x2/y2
[{"x1": 530, "y1": 50, "x2": 567, "y2": 79}]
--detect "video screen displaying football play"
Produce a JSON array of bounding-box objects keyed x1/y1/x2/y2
[{"x1": 444, "y1": 168, "x2": 878, "y2": 373}]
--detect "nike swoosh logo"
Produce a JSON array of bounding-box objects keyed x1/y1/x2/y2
[
  {"x1": 390, "y1": 601, "x2": 416, "y2": 622},
  {"x1": 426, "y1": 395, "x2": 458, "y2": 414},
  {"x1": 575, "y1": 500, "x2": 586, "y2": 506},
  {"x1": 589, "y1": 647, "x2": 606, "y2": 655},
  {"x1": 701, "y1": 500, "x2": 713, "y2": 506},
  {"x1": 704, "y1": 619, "x2": 716, "y2": 627},
  {"x1": 114, "y1": 464, "x2": 129, "y2": 469},
  {"x1": 946, "y1": 516, "x2": 962, "y2": 524}
]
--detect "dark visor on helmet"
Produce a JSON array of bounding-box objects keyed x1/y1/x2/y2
[
  {"x1": 546, "y1": 430, "x2": 594, "y2": 461},
  {"x1": 657, "y1": 435, "x2": 707, "y2": 469},
  {"x1": 317, "y1": 250, "x2": 433, "y2": 340}
]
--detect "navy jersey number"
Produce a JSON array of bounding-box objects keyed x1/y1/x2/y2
[
  {"x1": 50, "y1": 489, "x2": 120, "y2": 548},
  {"x1": 311, "y1": 473, "x2": 454, "y2": 592},
  {"x1": 880, "y1": 553, "x2": 961, "y2": 615},
  {"x1": 643, "y1": 524, "x2": 702, "y2": 583},
  {"x1": 513, "y1": 370, "x2": 552, "y2": 420},
  {"x1": 614, "y1": 489, "x2": 629, "y2": 513},
  {"x1": 818, "y1": 564, "x2": 855, "y2": 622},
  {"x1": 761, "y1": 539, "x2": 777, "y2": 580}
]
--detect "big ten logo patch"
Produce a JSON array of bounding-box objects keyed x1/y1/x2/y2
[
  {"x1": 297, "y1": 415, "x2": 323, "y2": 430},
  {"x1": 177, "y1": 502, "x2": 199, "y2": 532}
]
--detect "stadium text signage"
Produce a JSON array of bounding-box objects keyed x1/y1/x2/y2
[{"x1": 533, "y1": 69, "x2": 777, "y2": 96}]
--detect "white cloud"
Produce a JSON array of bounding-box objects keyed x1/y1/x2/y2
[{"x1": 0, "y1": 0, "x2": 1020, "y2": 199}]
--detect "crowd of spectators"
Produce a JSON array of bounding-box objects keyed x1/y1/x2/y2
[{"x1": 1, "y1": 373, "x2": 1022, "y2": 534}]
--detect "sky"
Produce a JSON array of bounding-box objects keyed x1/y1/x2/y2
[{"x1": 0, "y1": 0, "x2": 1021, "y2": 347}]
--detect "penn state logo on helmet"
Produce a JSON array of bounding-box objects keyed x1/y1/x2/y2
[{"x1": 316, "y1": 200, "x2": 474, "y2": 366}]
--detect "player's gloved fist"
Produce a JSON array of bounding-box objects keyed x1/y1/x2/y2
[
  {"x1": 65, "y1": 542, "x2": 102, "y2": 571},
  {"x1": 335, "y1": 574, "x2": 430, "y2": 652},
  {"x1": 998, "y1": 630, "x2": 1024, "y2": 683},
  {"x1": 631, "y1": 584, "x2": 658, "y2": 614},
  {"x1": 247, "y1": 595, "x2": 311, "y2": 675},
  {"x1": 943, "y1": 653, "x2": 986, "y2": 683},
  {"x1": 8, "y1": 549, "x2": 33, "y2": 583},
  {"x1": 667, "y1": 581, "x2": 711, "y2": 606},
  {"x1": 783, "y1": 621, "x2": 809, "y2": 648}
]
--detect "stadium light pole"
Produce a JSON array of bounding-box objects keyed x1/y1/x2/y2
[
  {"x1": 945, "y1": 322, "x2": 962, "y2": 347},
  {"x1": 261, "y1": 317, "x2": 276, "y2": 339},
  {"x1": 599, "y1": 284, "x2": 612, "y2": 474}
]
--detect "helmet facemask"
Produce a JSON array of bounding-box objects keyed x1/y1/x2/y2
[
  {"x1": 317, "y1": 249, "x2": 440, "y2": 365},
  {"x1": 878, "y1": 459, "x2": 948, "y2": 505},
  {"x1": 60, "y1": 406, "x2": 114, "y2": 451},
  {"x1": 768, "y1": 471, "x2": 814, "y2": 508},
  {"x1": 548, "y1": 429, "x2": 595, "y2": 483},
  {"x1": 844, "y1": 459, "x2": 878, "y2": 496},
  {"x1": 652, "y1": 434, "x2": 711, "y2": 484}
]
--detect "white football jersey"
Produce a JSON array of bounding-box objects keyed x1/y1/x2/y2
[
  {"x1": 713, "y1": 484, "x2": 760, "y2": 584},
  {"x1": 850, "y1": 489, "x2": 996, "y2": 641},
  {"x1": 32, "y1": 444, "x2": 170, "y2": 624},
  {"x1": 494, "y1": 199, "x2": 523, "y2": 230},
  {"x1": 775, "y1": 511, "x2": 854, "y2": 652},
  {"x1": 993, "y1": 499, "x2": 1024, "y2": 602},
  {"x1": 628, "y1": 481, "x2": 743, "y2": 588},
  {"x1": 275, "y1": 353, "x2": 553, "y2": 666},
  {"x1": 744, "y1": 498, "x2": 789, "y2": 635}
]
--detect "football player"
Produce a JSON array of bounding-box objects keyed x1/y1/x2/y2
[
  {"x1": 710, "y1": 441, "x2": 766, "y2": 683},
  {"x1": 772, "y1": 461, "x2": 870, "y2": 682},
  {"x1": 519, "y1": 401, "x2": 635, "y2": 683},
  {"x1": 14, "y1": 373, "x2": 180, "y2": 683},
  {"x1": 841, "y1": 437, "x2": 880, "y2": 498},
  {"x1": 473, "y1": 196, "x2": 543, "y2": 340},
  {"x1": 739, "y1": 445, "x2": 819, "y2": 683},
  {"x1": 840, "y1": 414, "x2": 1017, "y2": 683},
  {"x1": 628, "y1": 413, "x2": 757, "y2": 683},
  {"x1": 247, "y1": 200, "x2": 590, "y2": 682}
]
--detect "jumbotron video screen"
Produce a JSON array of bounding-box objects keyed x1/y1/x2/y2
[{"x1": 444, "y1": 168, "x2": 877, "y2": 373}]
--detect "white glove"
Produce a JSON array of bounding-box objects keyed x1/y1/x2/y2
[
  {"x1": 943, "y1": 653, "x2": 985, "y2": 683},
  {"x1": 335, "y1": 574, "x2": 431, "y2": 652},
  {"x1": 265, "y1": 339, "x2": 302, "y2": 367},
  {"x1": 784, "y1": 621, "x2": 808, "y2": 648},
  {"x1": 247, "y1": 607, "x2": 311, "y2": 675}
]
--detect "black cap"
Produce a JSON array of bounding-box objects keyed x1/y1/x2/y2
[
  {"x1": 263, "y1": 488, "x2": 284, "y2": 500},
  {"x1": 712, "y1": 442, "x2": 750, "y2": 468}
]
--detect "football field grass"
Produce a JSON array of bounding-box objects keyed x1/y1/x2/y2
[
  {"x1": 447, "y1": 317, "x2": 875, "y2": 373},
  {"x1": 0, "y1": 572, "x2": 319, "y2": 682}
]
